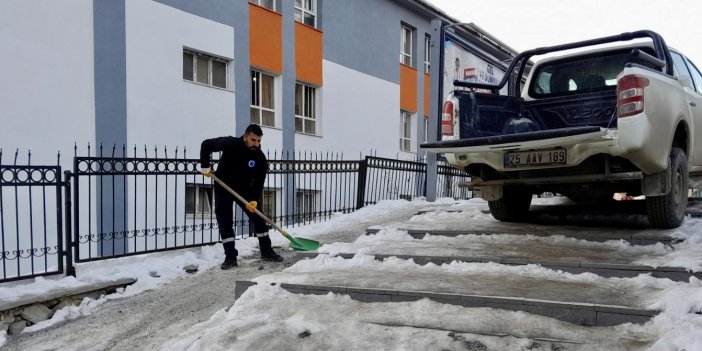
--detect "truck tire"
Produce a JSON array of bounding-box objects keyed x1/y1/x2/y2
[
  {"x1": 488, "y1": 186, "x2": 532, "y2": 222},
  {"x1": 646, "y1": 147, "x2": 688, "y2": 228}
]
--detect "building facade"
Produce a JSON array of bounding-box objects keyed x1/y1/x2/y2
[{"x1": 0, "y1": 0, "x2": 516, "y2": 165}]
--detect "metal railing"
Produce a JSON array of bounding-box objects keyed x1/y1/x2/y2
[{"x1": 1, "y1": 146, "x2": 471, "y2": 283}]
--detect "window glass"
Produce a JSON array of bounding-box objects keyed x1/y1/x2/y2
[
  {"x1": 249, "y1": 0, "x2": 275, "y2": 11},
  {"x1": 183, "y1": 52, "x2": 193, "y2": 80},
  {"x1": 183, "y1": 49, "x2": 229, "y2": 89},
  {"x1": 400, "y1": 111, "x2": 412, "y2": 152},
  {"x1": 294, "y1": 0, "x2": 316, "y2": 27},
  {"x1": 424, "y1": 36, "x2": 431, "y2": 72},
  {"x1": 250, "y1": 69, "x2": 275, "y2": 127},
  {"x1": 685, "y1": 58, "x2": 702, "y2": 93},
  {"x1": 295, "y1": 82, "x2": 317, "y2": 134},
  {"x1": 212, "y1": 60, "x2": 226, "y2": 88},
  {"x1": 401, "y1": 26, "x2": 413, "y2": 66},
  {"x1": 671, "y1": 52, "x2": 691, "y2": 78},
  {"x1": 530, "y1": 49, "x2": 645, "y2": 97},
  {"x1": 196, "y1": 57, "x2": 209, "y2": 84},
  {"x1": 185, "y1": 184, "x2": 213, "y2": 216}
]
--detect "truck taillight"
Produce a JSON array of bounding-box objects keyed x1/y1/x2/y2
[
  {"x1": 617, "y1": 75, "x2": 649, "y2": 118},
  {"x1": 441, "y1": 101, "x2": 454, "y2": 136}
]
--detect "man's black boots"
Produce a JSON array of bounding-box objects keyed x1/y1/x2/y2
[
  {"x1": 221, "y1": 241, "x2": 238, "y2": 270},
  {"x1": 259, "y1": 235, "x2": 283, "y2": 262}
]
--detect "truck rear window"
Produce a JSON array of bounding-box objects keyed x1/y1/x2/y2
[{"x1": 529, "y1": 48, "x2": 653, "y2": 97}]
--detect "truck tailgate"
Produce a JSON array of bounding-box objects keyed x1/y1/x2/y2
[{"x1": 421, "y1": 126, "x2": 607, "y2": 153}]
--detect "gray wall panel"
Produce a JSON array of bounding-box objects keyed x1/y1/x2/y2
[{"x1": 323, "y1": 0, "x2": 434, "y2": 84}]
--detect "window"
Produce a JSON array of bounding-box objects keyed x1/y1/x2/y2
[
  {"x1": 185, "y1": 184, "x2": 213, "y2": 216},
  {"x1": 295, "y1": 82, "x2": 317, "y2": 134},
  {"x1": 261, "y1": 189, "x2": 278, "y2": 219},
  {"x1": 183, "y1": 49, "x2": 229, "y2": 89},
  {"x1": 424, "y1": 36, "x2": 431, "y2": 72},
  {"x1": 249, "y1": 0, "x2": 275, "y2": 11},
  {"x1": 400, "y1": 25, "x2": 413, "y2": 66},
  {"x1": 685, "y1": 58, "x2": 702, "y2": 94},
  {"x1": 673, "y1": 52, "x2": 702, "y2": 93},
  {"x1": 296, "y1": 190, "x2": 318, "y2": 222},
  {"x1": 295, "y1": 0, "x2": 316, "y2": 27},
  {"x1": 251, "y1": 70, "x2": 275, "y2": 127},
  {"x1": 423, "y1": 117, "x2": 428, "y2": 143},
  {"x1": 400, "y1": 111, "x2": 412, "y2": 152},
  {"x1": 529, "y1": 49, "x2": 642, "y2": 97}
]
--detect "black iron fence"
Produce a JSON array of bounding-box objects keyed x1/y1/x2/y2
[
  {"x1": 1, "y1": 147, "x2": 470, "y2": 283},
  {"x1": 0, "y1": 151, "x2": 67, "y2": 283}
]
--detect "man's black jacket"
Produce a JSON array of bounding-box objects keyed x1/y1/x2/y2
[{"x1": 200, "y1": 136, "x2": 268, "y2": 201}]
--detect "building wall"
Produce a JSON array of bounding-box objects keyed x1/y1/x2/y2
[
  {"x1": 0, "y1": 0, "x2": 95, "y2": 166},
  {"x1": 0, "y1": 0, "x2": 511, "y2": 162},
  {"x1": 125, "y1": 0, "x2": 236, "y2": 152},
  {"x1": 295, "y1": 60, "x2": 400, "y2": 157}
]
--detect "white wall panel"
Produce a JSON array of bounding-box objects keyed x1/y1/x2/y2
[
  {"x1": 125, "y1": 0, "x2": 236, "y2": 157},
  {"x1": 295, "y1": 60, "x2": 401, "y2": 159},
  {"x1": 0, "y1": 0, "x2": 95, "y2": 166}
]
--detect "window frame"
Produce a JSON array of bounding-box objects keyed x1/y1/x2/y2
[
  {"x1": 261, "y1": 188, "x2": 279, "y2": 219},
  {"x1": 400, "y1": 111, "x2": 413, "y2": 152},
  {"x1": 401, "y1": 25, "x2": 413, "y2": 66},
  {"x1": 685, "y1": 57, "x2": 702, "y2": 94},
  {"x1": 295, "y1": 82, "x2": 317, "y2": 135},
  {"x1": 424, "y1": 36, "x2": 431, "y2": 72},
  {"x1": 185, "y1": 183, "x2": 214, "y2": 217},
  {"x1": 249, "y1": 0, "x2": 276, "y2": 11},
  {"x1": 294, "y1": 0, "x2": 317, "y2": 28},
  {"x1": 250, "y1": 69, "x2": 276, "y2": 127},
  {"x1": 183, "y1": 49, "x2": 229, "y2": 90},
  {"x1": 295, "y1": 189, "x2": 319, "y2": 223}
]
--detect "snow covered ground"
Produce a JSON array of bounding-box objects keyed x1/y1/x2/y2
[{"x1": 2, "y1": 197, "x2": 702, "y2": 350}]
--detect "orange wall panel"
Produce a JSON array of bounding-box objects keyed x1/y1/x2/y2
[
  {"x1": 295, "y1": 22, "x2": 323, "y2": 86},
  {"x1": 400, "y1": 64, "x2": 417, "y2": 112},
  {"x1": 249, "y1": 4, "x2": 282, "y2": 73},
  {"x1": 423, "y1": 73, "x2": 430, "y2": 117}
]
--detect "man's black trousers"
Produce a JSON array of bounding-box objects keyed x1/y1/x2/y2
[{"x1": 214, "y1": 185, "x2": 273, "y2": 257}]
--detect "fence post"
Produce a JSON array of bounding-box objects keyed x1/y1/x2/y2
[
  {"x1": 63, "y1": 170, "x2": 75, "y2": 277},
  {"x1": 356, "y1": 156, "x2": 368, "y2": 209}
]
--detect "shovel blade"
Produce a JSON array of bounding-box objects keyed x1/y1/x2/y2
[{"x1": 288, "y1": 237, "x2": 320, "y2": 251}]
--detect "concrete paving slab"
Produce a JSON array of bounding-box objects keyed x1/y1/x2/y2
[
  {"x1": 235, "y1": 280, "x2": 658, "y2": 326},
  {"x1": 301, "y1": 250, "x2": 701, "y2": 282},
  {"x1": 251, "y1": 265, "x2": 662, "y2": 310}
]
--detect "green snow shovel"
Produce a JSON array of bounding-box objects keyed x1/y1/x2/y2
[{"x1": 210, "y1": 174, "x2": 320, "y2": 251}]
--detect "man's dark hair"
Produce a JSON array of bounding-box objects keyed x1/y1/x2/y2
[{"x1": 244, "y1": 124, "x2": 263, "y2": 136}]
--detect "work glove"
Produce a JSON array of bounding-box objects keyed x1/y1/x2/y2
[
  {"x1": 201, "y1": 167, "x2": 213, "y2": 178},
  {"x1": 245, "y1": 201, "x2": 258, "y2": 213}
]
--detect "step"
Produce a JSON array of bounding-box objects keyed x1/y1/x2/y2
[
  {"x1": 234, "y1": 256, "x2": 665, "y2": 326},
  {"x1": 296, "y1": 252, "x2": 699, "y2": 282},
  {"x1": 365, "y1": 228, "x2": 678, "y2": 246},
  {"x1": 235, "y1": 279, "x2": 657, "y2": 327}
]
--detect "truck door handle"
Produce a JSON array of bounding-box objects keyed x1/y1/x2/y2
[{"x1": 690, "y1": 99, "x2": 697, "y2": 107}]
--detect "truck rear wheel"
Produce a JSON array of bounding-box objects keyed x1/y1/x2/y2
[
  {"x1": 488, "y1": 186, "x2": 532, "y2": 222},
  {"x1": 646, "y1": 147, "x2": 688, "y2": 228}
]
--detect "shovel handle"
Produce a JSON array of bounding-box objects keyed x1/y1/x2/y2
[{"x1": 209, "y1": 174, "x2": 290, "y2": 237}]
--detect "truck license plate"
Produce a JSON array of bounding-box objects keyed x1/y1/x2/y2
[{"x1": 504, "y1": 149, "x2": 566, "y2": 168}]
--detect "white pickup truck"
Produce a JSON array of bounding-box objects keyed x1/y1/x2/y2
[{"x1": 422, "y1": 30, "x2": 702, "y2": 228}]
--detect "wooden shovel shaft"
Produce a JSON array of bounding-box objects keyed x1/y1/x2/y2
[{"x1": 209, "y1": 174, "x2": 291, "y2": 238}]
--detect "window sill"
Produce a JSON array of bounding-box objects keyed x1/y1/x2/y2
[
  {"x1": 185, "y1": 214, "x2": 216, "y2": 220},
  {"x1": 400, "y1": 63, "x2": 417, "y2": 71},
  {"x1": 183, "y1": 79, "x2": 235, "y2": 93},
  {"x1": 295, "y1": 131, "x2": 322, "y2": 138}
]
